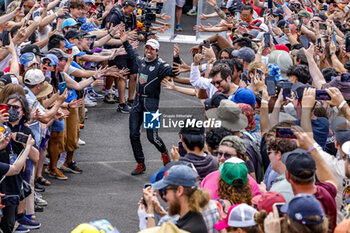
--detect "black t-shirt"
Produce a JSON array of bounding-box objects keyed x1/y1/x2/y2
[
  {"x1": 0, "y1": 123, "x2": 33, "y2": 195},
  {"x1": 176, "y1": 211, "x2": 208, "y2": 233}
]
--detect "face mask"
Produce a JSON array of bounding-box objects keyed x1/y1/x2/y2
[{"x1": 8, "y1": 108, "x2": 19, "y2": 123}]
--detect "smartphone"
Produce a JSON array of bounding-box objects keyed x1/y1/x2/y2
[
  {"x1": 298, "y1": 20, "x2": 303, "y2": 32},
  {"x1": 341, "y1": 73, "x2": 350, "y2": 82},
  {"x1": 317, "y1": 38, "x2": 322, "y2": 48},
  {"x1": 276, "y1": 127, "x2": 297, "y2": 139},
  {"x1": 2, "y1": 30, "x2": 10, "y2": 46},
  {"x1": 278, "y1": 81, "x2": 293, "y2": 100},
  {"x1": 285, "y1": 21, "x2": 289, "y2": 29},
  {"x1": 266, "y1": 76, "x2": 276, "y2": 96},
  {"x1": 268, "y1": 0, "x2": 273, "y2": 9},
  {"x1": 256, "y1": 68, "x2": 263, "y2": 78},
  {"x1": 1, "y1": 195, "x2": 20, "y2": 206},
  {"x1": 59, "y1": 82, "x2": 66, "y2": 95},
  {"x1": 319, "y1": 23, "x2": 327, "y2": 30},
  {"x1": 15, "y1": 132, "x2": 28, "y2": 144},
  {"x1": 332, "y1": 33, "x2": 337, "y2": 48},
  {"x1": 264, "y1": 33, "x2": 270, "y2": 47},
  {"x1": 0, "y1": 125, "x2": 10, "y2": 137},
  {"x1": 235, "y1": 12, "x2": 240, "y2": 21},
  {"x1": 20, "y1": 0, "x2": 24, "y2": 9},
  {"x1": 271, "y1": 19, "x2": 276, "y2": 27},
  {"x1": 0, "y1": 104, "x2": 7, "y2": 114},
  {"x1": 273, "y1": 203, "x2": 285, "y2": 217},
  {"x1": 346, "y1": 37, "x2": 350, "y2": 53},
  {"x1": 315, "y1": 90, "x2": 331, "y2": 100}
]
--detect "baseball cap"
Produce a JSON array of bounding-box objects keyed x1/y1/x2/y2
[
  {"x1": 0, "y1": 73, "x2": 19, "y2": 86},
  {"x1": 229, "y1": 87, "x2": 256, "y2": 107},
  {"x1": 248, "y1": 29, "x2": 259, "y2": 38},
  {"x1": 65, "y1": 29, "x2": 85, "y2": 40},
  {"x1": 152, "y1": 165, "x2": 199, "y2": 190},
  {"x1": 20, "y1": 53, "x2": 39, "y2": 68},
  {"x1": 48, "y1": 48, "x2": 71, "y2": 59},
  {"x1": 275, "y1": 44, "x2": 290, "y2": 53},
  {"x1": 145, "y1": 39, "x2": 160, "y2": 50},
  {"x1": 23, "y1": 69, "x2": 45, "y2": 85},
  {"x1": 81, "y1": 32, "x2": 97, "y2": 38},
  {"x1": 298, "y1": 10, "x2": 311, "y2": 18},
  {"x1": 282, "y1": 148, "x2": 316, "y2": 179},
  {"x1": 219, "y1": 135, "x2": 246, "y2": 154},
  {"x1": 150, "y1": 161, "x2": 194, "y2": 184},
  {"x1": 62, "y1": 18, "x2": 78, "y2": 29},
  {"x1": 71, "y1": 219, "x2": 119, "y2": 233},
  {"x1": 292, "y1": 82, "x2": 314, "y2": 101},
  {"x1": 334, "y1": 219, "x2": 350, "y2": 233},
  {"x1": 215, "y1": 203, "x2": 257, "y2": 230},
  {"x1": 81, "y1": 22, "x2": 98, "y2": 32},
  {"x1": 36, "y1": 81, "x2": 53, "y2": 99},
  {"x1": 231, "y1": 47, "x2": 255, "y2": 63},
  {"x1": 41, "y1": 54, "x2": 59, "y2": 66},
  {"x1": 342, "y1": 141, "x2": 350, "y2": 156},
  {"x1": 237, "y1": 103, "x2": 256, "y2": 131},
  {"x1": 204, "y1": 92, "x2": 227, "y2": 110},
  {"x1": 20, "y1": 44, "x2": 45, "y2": 57},
  {"x1": 268, "y1": 50, "x2": 293, "y2": 79},
  {"x1": 281, "y1": 193, "x2": 325, "y2": 225},
  {"x1": 219, "y1": 157, "x2": 248, "y2": 186},
  {"x1": 251, "y1": 191, "x2": 286, "y2": 213}
]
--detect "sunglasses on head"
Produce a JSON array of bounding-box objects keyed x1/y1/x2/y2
[
  {"x1": 42, "y1": 60, "x2": 54, "y2": 66},
  {"x1": 7, "y1": 104, "x2": 21, "y2": 111}
]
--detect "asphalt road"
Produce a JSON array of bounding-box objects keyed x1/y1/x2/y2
[{"x1": 36, "y1": 16, "x2": 201, "y2": 233}]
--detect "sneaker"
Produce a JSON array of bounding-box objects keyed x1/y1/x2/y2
[
  {"x1": 17, "y1": 215, "x2": 41, "y2": 230},
  {"x1": 127, "y1": 99, "x2": 134, "y2": 108},
  {"x1": 187, "y1": 9, "x2": 197, "y2": 16},
  {"x1": 84, "y1": 95, "x2": 97, "y2": 107},
  {"x1": 14, "y1": 224, "x2": 30, "y2": 233},
  {"x1": 78, "y1": 138, "x2": 86, "y2": 145},
  {"x1": 34, "y1": 192, "x2": 48, "y2": 206},
  {"x1": 85, "y1": 108, "x2": 88, "y2": 113},
  {"x1": 49, "y1": 168, "x2": 68, "y2": 180},
  {"x1": 175, "y1": 24, "x2": 183, "y2": 32},
  {"x1": 34, "y1": 181, "x2": 45, "y2": 192},
  {"x1": 131, "y1": 163, "x2": 146, "y2": 175},
  {"x1": 117, "y1": 103, "x2": 130, "y2": 114},
  {"x1": 113, "y1": 95, "x2": 119, "y2": 103},
  {"x1": 87, "y1": 94, "x2": 97, "y2": 102},
  {"x1": 103, "y1": 93, "x2": 116, "y2": 104},
  {"x1": 62, "y1": 161, "x2": 83, "y2": 174},
  {"x1": 161, "y1": 151, "x2": 171, "y2": 166},
  {"x1": 34, "y1": 205, "x2": 44, "y2": 212},
  {"x1": 87, "y1": 87, "x2": 103, "y2": 99}
]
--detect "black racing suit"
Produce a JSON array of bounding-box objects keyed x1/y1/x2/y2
[{"x1": 122, "y1": 40, "x2": 175, "y2": 164}]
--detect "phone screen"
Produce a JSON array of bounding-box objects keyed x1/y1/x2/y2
[
  {"x1": 315, "y1": 90, "x2": 331, "y2": 100},
  {"x1": 276, "y1": 127, "x2": 297, "y2": 139},
  {"x1": 15, "y1": 132, "x2": 28, "y2": 144},
  {"x1": 274, "y1": 203, "x2": 285, "y2": 217},
  {"x1": 319, "y1": 23, "x2": 326, "y2": 30},
  {"x1": 266, "y1": 76, "x2": 276, "y2": 96},
  {"x1": 59, "y1": 82, "x2": 66, "y2": 95},
  {"x1": 298, "y1": 20, "x2": 303, "y2": 32},
  {"x1": 235, "y1": 12, "x2": 240, "y2": 21},
  {"x1": 341, "y1": 74, "x2": 350, "y2": 82},
  {"x1": 2, "y1": 30, "x2": 10, "y2": 46},
  {"x1": 332, "y1": 34, "x2": 337, "y2": 48},
  {"x1": 264, "y1": 33, "x2": 270, "y2": 47},
  {"x1": 346, "y1": 37, "x2": 350, "y2": 53}
]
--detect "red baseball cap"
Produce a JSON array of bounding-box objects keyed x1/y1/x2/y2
[
  {"x1": 251, "y1": 191, "x2": 286, "y2": 213},
  {"x1": 275, "y1": 44, "x2": 290, "y2": 53}
]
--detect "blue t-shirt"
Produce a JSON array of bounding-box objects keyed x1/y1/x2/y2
[{"x1": 294, "y1": 117, "x2": 329, "y2": 149}]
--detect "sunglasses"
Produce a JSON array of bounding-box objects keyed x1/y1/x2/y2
[
  {"x1": 215, "y1": 151, "x2": 235, "y2": 160},
  {"x1": 211, "y1": 79, "x2": 225, "y2": 86},
  {"x1": 158, "y1": 186, "x2": 178, "y2": 197},
  {"x1": 42, "y1": 60, "x2": 54, "y2": 66},
  {"x1": 267, "y1": 150, "x2": 276, "y2": 155},
  {"x1": 7, "y1": 104, "x2": 21, "y2": 111}
]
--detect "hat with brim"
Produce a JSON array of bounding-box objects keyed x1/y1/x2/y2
[
  {"x1": 72, "y1": 46, "x2": 86, "y2": 57},
  {"x1": 206, "y1": 99, "x2": 248, "y2": 132},
  {"x1": 342, "y1": 141, "x2": 350, "y2": 156},
  {"x1": 35, "y1": 81, "x2": 53, "y2": 99},
  {"x1": 322, "y1": 76, "x2": 350, "y2": 100}
]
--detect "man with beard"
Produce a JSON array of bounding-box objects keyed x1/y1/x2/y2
[{"x1": 149, "y1": 165, "x2": 210, "y2": 233}]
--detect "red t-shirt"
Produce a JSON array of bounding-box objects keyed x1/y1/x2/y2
[{"x1": 315, "y1": 182, "x2": 337, "y2": 233}]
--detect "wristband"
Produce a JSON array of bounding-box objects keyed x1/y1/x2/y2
[
  {"x1": 307, "y1": 145, "x2": 315, "y2": 152},
  {"x1": 261, "y1": 100, "x2": 269, "y2": 104},
  {"x1": 338, "y1": 100, "x2": 347, "y2": 110},
  {"x1": 92, "y1": 76, "x2": 97, "y2": 81},
  {"x1": 214, "y1": 6, "x2": 220, "y2": 12},
  {"x1": 145, "y1": 214, "x2": 155, "y2": 220}
]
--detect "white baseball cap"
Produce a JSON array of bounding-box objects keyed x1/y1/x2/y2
[
  {"x1": 145, "y1": 39, "x2": 160, "y2": 50},
  {"x1": 24, "y1": 69, "x2": 45, "y2": 85},
  {"x1": 342, "y1": 141, "x2": 350, "y2": 156}
]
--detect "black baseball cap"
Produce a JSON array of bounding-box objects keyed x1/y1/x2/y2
[
  {"x1": 282, "y1": 148, "x2": 316, "y2": 179},
  {"x1": 204, "y1": 92, "x2": 227, "y2": 110},
  {"x1": 65, "y1": 29, "x2": 85, "y2": 40},
  {"x1": 20, "y1": 44, "x2": 45, "y2": 57}
]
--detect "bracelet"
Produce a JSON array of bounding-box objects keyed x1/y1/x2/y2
[
  {"x1": 214, "y1": 6, "x2": 220, "y2": 12},
  {"x1": 307, "y1": 146, "x2": 315, "y2": 152},
  {"x1": 261, "y1": 100, "x2": 269, "y2": 104},
  {"x1": 145, "y1": 213, "x2": 155, "y2": 220},
  {"x1": 338, "y1": 100, "x2": 347, "y2": 110},
  {"x1": 92, "y1": 76, "x2": 97, "y2": 81},
  {"x1": 330, "y1": 52, "x2": 335, "y2": 56}
]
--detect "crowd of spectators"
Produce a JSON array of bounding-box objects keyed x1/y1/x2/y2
[{"x1": 0, "y1": 0, "x2": 349, "y2": 232}]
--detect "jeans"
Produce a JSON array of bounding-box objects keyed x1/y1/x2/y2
[
  {"x1": 0, "y1": 205, "x2": 17, "y2": 233},
  {"x1": 129, "y1": 98, "x2": 167, "y2": 164}
]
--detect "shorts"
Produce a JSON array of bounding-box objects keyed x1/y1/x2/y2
[
  {"x1": 51, "y1": 119, "x2": 65, "y2": 132},
  {"x1": 176, "y1": 0, "x2": 185, "y2": 7},
  {"x1": 109, "y1": 55, "x2": 138, "y2": 75}
]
